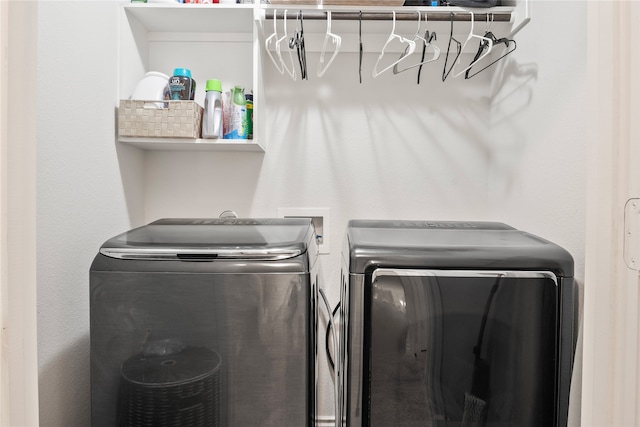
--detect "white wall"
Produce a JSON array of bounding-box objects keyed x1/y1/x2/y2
[
  {"x1": 35, "y1": 1, "x2": 586, "y2": 425},
  {"x1": 487, "y1": 1, "x2": 586, "y2": 281},
  {"x1": 36, "y1": 1, "x2": 144, "y2": 425}
]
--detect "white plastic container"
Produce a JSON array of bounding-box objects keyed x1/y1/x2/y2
[
  {"x1": 202, "y1": 79, "x2": 223, "y2": 139},
  {"x1": 130, "y1": 71, "x2": 170, "y2": 108}
]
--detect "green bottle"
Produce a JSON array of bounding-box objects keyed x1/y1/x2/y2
[{"x1": 245, "y1": 92, "x2": 253, "y2": 140}]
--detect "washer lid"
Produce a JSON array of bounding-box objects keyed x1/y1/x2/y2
[
  {"x1": 99, "y1": 218, "x2": 315, "y2": 261},
  {"x1": 346, "y1": 220, "x2": 574, "y2": 277}
]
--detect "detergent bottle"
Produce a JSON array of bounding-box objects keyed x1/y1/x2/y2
[{"x1": 202, "y1": 79, "x2": 223, "y2": 139}]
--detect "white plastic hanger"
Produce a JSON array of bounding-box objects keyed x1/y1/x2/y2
[
  {"x1": 451, "y1": 11, "x2": 493, "y2": 78},
  {"x1": 393, "y1": 11, "x2": 440, "y2": 74},
  {"x1": 275, "y1": 10, "x2": 297, "y2": 80},
  {"x1": 265, "y1": 10, "x2": 284, "y2": 74},
  {"x1": 317, "y1": 11, "x2": 341, "y2": 78},
  {"x1": 484, "y1": 12, "x2": 493, "y2": 35},
  {"x1": 372, "y1": 11, "x2": 416, "y2": 78}
]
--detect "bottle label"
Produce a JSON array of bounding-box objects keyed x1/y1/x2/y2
[
  {"x1": 168, "y1": 76, "x2": 191, "y2": 100},
  {"x1": 224, "y1": 103, "x2": 247, "y2": 139},
  {"x1": 246, "y1": 102, "x2": 253, "y2": 139}
]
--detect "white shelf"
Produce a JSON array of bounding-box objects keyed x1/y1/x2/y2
[
  {"x1": 119, "y1": 1, "x2": 525, "y2": 154},
  {"x1": 119, "y1": 2, "x2": 265, "y2": 153},
  {"x1": 124, "y1": 3, "x2": 255, "y2": 34},
  {"x1": 119, "y1": 137, "x2": 265, "y2": 152}
]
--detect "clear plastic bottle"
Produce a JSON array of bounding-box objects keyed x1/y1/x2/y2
[
  {"x1": 224, "y1": 86, "x2": 247, "y2": 139},
  {"x1": 202, "y1": 79, "x2": 223, "y2": 139}
]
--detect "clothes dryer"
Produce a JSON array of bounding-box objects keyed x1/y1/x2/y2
[
  {"x1": 90, "y1": 218, "x2": 319, "y2": 427},
  {"x1": 339, "y1": 220, "x2": 577, "y2": 427}
]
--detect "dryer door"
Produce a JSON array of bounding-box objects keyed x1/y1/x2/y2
[{"x1": 367, "y1": 269, "x2": 558, "y2": 427}]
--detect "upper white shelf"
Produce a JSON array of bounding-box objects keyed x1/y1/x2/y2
[
  {"x1": 123, "y1": 3, "x2": 255, "y2": 34},
  {"x1": 119, "y1": 3, "x2": 263, "y2": 153},
  {"x1": 260, "y1": 4, "x2": 515, "y2": 19}
]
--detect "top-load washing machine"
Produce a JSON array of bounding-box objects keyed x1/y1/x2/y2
[
  {"x1": 339, "y1": 220, "x2": 577, "y2": 427},
  {"x1": 90, "y1": 218, "x2": 319, "y2": 427}
]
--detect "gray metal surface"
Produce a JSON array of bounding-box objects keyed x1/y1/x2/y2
[
  {"x1": 344, "y1": 220, "x2": 574, "y2": 276},
  {"x1": 265, "y1": 10, "x2": 514, "y2": 22},
  {"x1": 342, "y1": 269, "x2": 570, "y2": 427},
  {"x1": 339, "y1": 220, "x2": 577, "y2": 427},
  {"x1": 99, "y1": 218, "x2": 315, "y2": 261},
  {"x1": 369, "y1": 270, "x2": 558, "y2": 427},
  {"x1": 91, "y1": 271, "x2": 314, "y2": 426},
  {"x1": 90, "y1": 218, "x2": 319, "y2": 427},
  {"x1": 340, "y1": 271, "x2": 365, "y2": 427},
  {"x1": 372, "y1": 268, "x2": 558, "y2": 282}
]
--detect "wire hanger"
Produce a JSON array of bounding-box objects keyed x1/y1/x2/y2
[
  {"x1": 451, "y1": 11, "x2": 493, "y2": 79},
  {"x1": 465, "y1": 14, "x2": 516, "y2": 79},
  {"x1": 275, "y1": 10, "x2": 297, "y2": 80},
  {"x1": 265, "y1": 9, "x2": 284, "y2": 74},
  {"x1": 372, "y1": 11, "x2": 416, "y2": 78},
  {"x1": 289, "y1": 10, "x2": 308, "y2": 80},
  {"x1": 465, "y1": 35, "x2": 516, "y2": 79},
  {"x1": 317, "y1": 11, "x2": 342, "y2": 78},
  {"x1": 359, "y1": 11, "x2": 363, "y2": 83},
  {"x1": 442, "y1": 12, "x2": 462, "y2": 82},
  {"x1": 393, "y1": 11, "x2": 440, "y2": 75},
  {"x1": 417, "y1": 27, "x2": 438, "y2": 84}
]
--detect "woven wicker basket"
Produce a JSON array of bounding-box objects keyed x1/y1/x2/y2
[
  {"x1": 118, "y1": 100, "x2": 204, "y2": 139},
  {"x1": 118, "y1": 347, "x2": 221, "y2": 427}
]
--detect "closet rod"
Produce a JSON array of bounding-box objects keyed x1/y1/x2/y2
[{"x1": 264, "y1": 9, "x2": 512, "y2": 22}]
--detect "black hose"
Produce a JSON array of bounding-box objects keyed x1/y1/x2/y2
[{"x1": 326, "y1": 302, "x2": 341, "y2": 371}]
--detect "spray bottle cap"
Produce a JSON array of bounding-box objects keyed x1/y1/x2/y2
[{"x1": 205, "y1": 79, "x2": 222, "y2": 92}]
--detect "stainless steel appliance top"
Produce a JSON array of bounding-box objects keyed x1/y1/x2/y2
[
  {"x1": 345, "y1": 220, "x2": 574, "y2": 277},
  {"x1": 99, "y1": 218, "x2": 315, "y2": 261}
]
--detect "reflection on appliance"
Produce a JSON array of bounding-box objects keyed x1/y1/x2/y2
[
  {"x1": 117, "y1": 344, "x2": 221, "y2": 427},
  {"x1": 340, "y1": 220, "x2": 577, "y2": 427},
  {"x1": 90, "y1": 218, "x2": 319, "y2": 427},
  {"x1": 370, "y1": 272, "x2": 559, "y2": 427},
  {"x1": 370, "y1": 276, "x2": 444, "y2": 426}
]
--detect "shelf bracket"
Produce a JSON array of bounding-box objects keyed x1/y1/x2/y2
[{"x1": 508, "y1": 0, "x2": 530, "y2": 37}]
